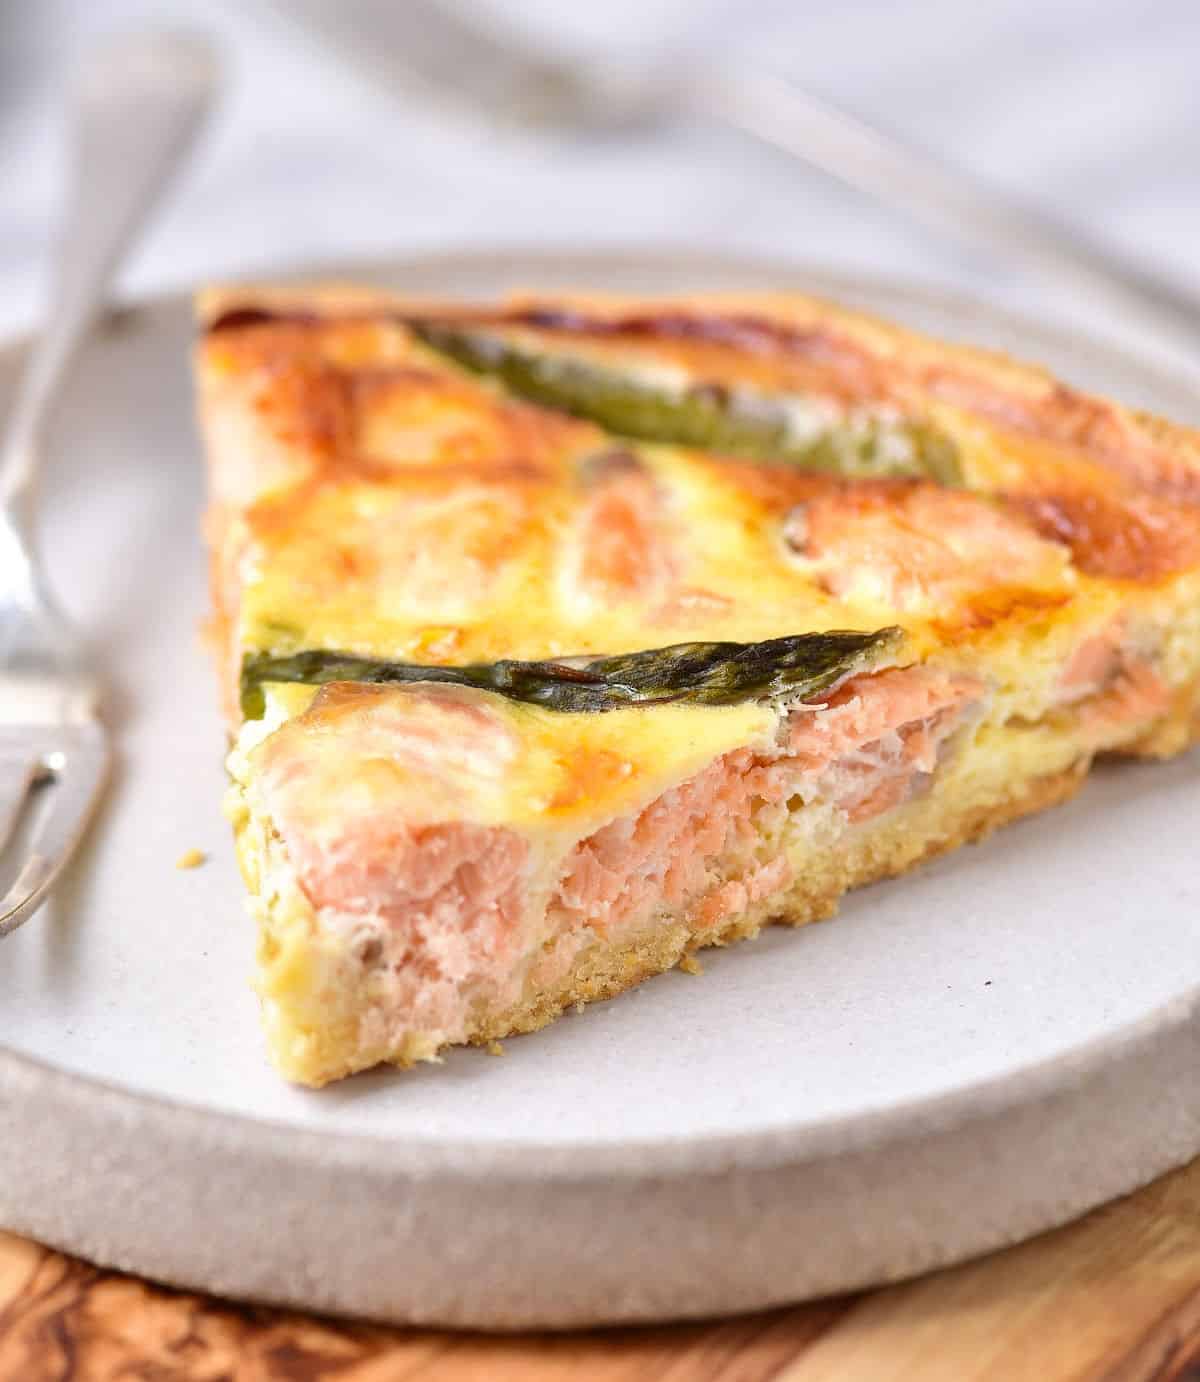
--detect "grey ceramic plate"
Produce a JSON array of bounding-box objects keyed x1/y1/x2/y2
[{"x1": 1, "y1": 249, "x2": 1198, "y2": 1330}]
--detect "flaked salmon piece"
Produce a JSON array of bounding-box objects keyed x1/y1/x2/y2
[
  {"x1": 782, "y1": 484, "x2": 1068, "y2": 614},
  {"x1": 550, "y1": 744, "x2": 788, "y2": 943},
  {"x1": 569, "y1": 449, "x2": 676, "y2": 606},
  {"x1": 1056, "y1": 621, "x2": 1172, "y2": 737},
  {"x1": 694, "y1": 856, "x2": 795, "y2": 930},
  {"x1": 785, "y1": 667, "x2": 982, "y2": 824},
  {"x1": 786, "y1": 665, "x2": 981, "y2": 770},
  {"x1": 1079, "y1": 658, "x2": 1172, "y2": 735},
  {"x1": 253, "y1": 684, "x2": 532, "y2": 1043},
  {"x1": 1059, "y1": 622, "x2": 1127, "y2": 704},
  {"x1": 254, "y1": 681, "x2": 522, "y2": 862}
]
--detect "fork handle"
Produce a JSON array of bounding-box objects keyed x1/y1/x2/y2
[
  {"x1": 695, "y1": 65, "x2": 1200, "y2": 373},
  {"x1": 0, "y1": 32, "x2": 219, "y2": 516}
]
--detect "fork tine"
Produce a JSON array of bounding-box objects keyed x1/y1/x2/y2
[
  {"x1": 0, "y1": 754, "x2": 41, "y2": 855},
  {"x1": 0, "y1": 723, "x2": 110, "y2": 938}
]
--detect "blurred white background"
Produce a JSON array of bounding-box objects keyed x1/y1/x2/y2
[{"x1": 2, "y1": 0, "x2": 1197, "y2": 353}]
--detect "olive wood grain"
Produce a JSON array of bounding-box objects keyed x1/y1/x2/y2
[{"x1": 4, "y1": 1155, "x2": 1200, "y2": 1381}]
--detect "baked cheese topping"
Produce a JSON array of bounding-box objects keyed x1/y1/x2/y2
[{"x1": 245, "y1": 680, "x2": 779, "y2": 836}]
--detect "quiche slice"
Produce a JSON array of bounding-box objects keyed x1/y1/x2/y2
[{"x1": 196, "y1": 285, "x2": 1200, "y2": 1086}]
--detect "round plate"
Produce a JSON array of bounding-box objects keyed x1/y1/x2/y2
[{"x1": 1, "y1": 249, "x2": 1199, "y2": 1329}]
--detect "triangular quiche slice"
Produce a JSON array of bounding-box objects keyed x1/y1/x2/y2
[{"x1": 196, "y1": 285, "x2": 1200, "y2": 1086}]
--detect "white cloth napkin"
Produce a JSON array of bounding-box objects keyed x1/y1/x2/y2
[{"x1": 1, "y1": 0, "x2": 1197, "y2": 365}]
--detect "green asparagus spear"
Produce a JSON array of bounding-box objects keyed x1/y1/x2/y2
[
  {"x1": 412, "y1": 322, "x2": 960, "y2": 484},
  {"x1": 240, "y1": 628, "x2": 901, "y2": 720}
]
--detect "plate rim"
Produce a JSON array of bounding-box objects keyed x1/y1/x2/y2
[{"x1": 3, "y1": 949, "x2": 1198, "y2": 1180}]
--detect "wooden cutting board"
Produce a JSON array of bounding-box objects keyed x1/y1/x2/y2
[{"x1": 3, "y1": 1154, "x2": 1200, "y2": 1380}]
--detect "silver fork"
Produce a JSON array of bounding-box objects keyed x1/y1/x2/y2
[
  {"x1": 277, "y1": 0, "x2": 1200, "y2": 370},
  {"x1": 0, "y1": 32, "x2": 219, "y2": 937}
]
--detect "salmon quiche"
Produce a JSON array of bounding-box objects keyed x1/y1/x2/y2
[{"x1": 196, "y1": 284, "x2": 1200, "y2": 1086}]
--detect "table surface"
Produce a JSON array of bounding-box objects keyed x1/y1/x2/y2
[{"x1": 6, "y1": 1154, "x2": 1200, "y2": 1381}]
